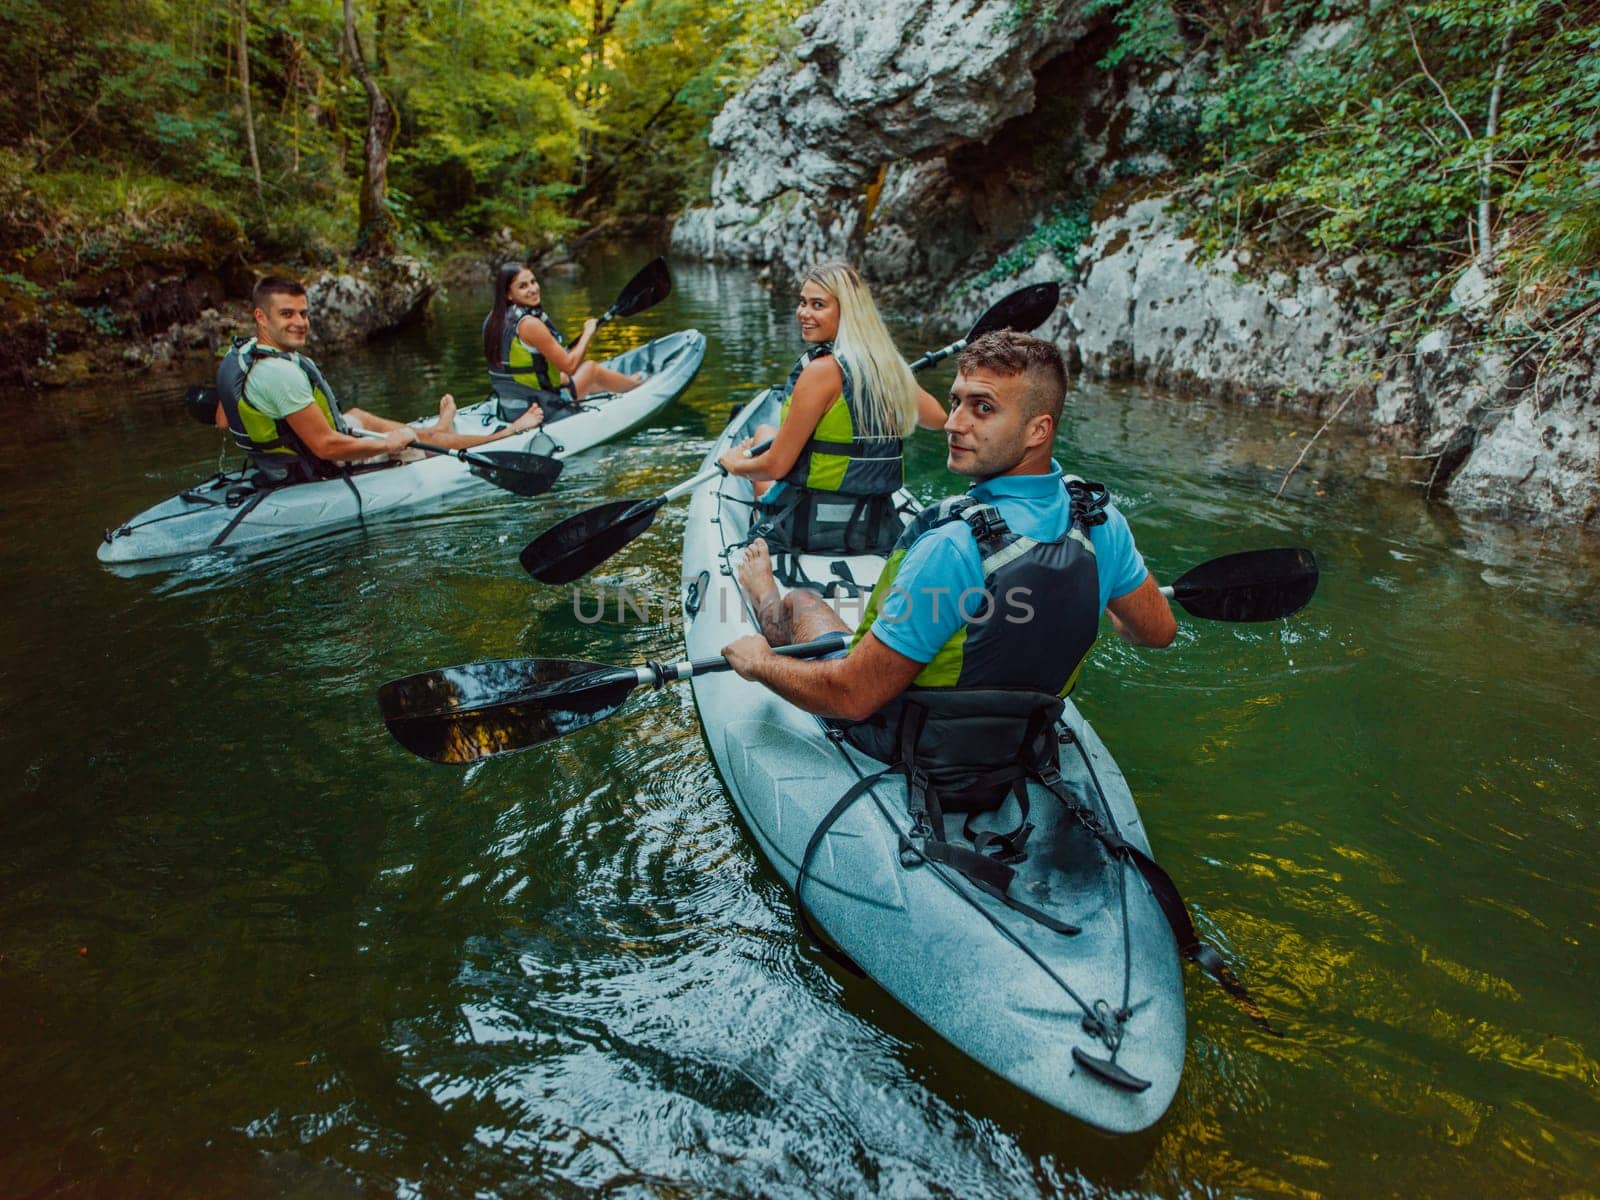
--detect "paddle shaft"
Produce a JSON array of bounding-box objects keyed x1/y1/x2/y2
[
  {"x1": 477, "y1": 632, "x2": 849, "y2": 711},
  {"x1": 908, "y1": 339, "x2": 966, "y2": 372},
  {"x1": 651, "y1": 436, "x2": 778, "y2": 505},
  {"x1": 352, "y1": 425, "x2": 503, "y2": 468},
  {"x1": 624, "y1": 632, "x2": 848, "y2": 693}
]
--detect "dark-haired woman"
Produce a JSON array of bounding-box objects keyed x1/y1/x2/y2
[{"x1": 483, "y1": 264, "x2": 642, "y2": 409}]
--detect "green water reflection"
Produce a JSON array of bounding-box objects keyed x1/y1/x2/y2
[{"x1": 0, "y1": 245, "x2": 1596, "y2": 1197}]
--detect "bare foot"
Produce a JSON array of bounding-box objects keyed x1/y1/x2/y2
[
  {"x1": 508, "y1": 405, "x2": 544, "y2": 434},
  {"x1": 736, "y1": 538, "x2": 781, "y2": 611},
  {"x1": 630, "y1": 371, "x2": 646, "y2": 382},
  {"x1": 435, "y1": 393, "x2": 458, "y2": 432}
]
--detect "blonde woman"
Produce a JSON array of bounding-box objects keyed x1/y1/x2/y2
[{"x1": 718, "y1": 263, "x2": 944, "y2": 534}]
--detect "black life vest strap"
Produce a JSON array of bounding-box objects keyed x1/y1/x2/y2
[{"x1": 804, "y1": 437, "x2": 875, "y2": 458}]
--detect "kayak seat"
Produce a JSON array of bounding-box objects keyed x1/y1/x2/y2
[{"x1": 487, "y1": 370, "x2": 582, "y2": 423}]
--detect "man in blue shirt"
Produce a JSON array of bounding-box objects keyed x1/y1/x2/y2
[{"x1": 722, "y1": 331, "x2": 1175, "y2": 720}]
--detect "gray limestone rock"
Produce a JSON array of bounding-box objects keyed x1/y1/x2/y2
[
  {"x1": 1066, "y1": 198, "x2": 1370, "y2": 404},
  {"x1": 305, "y1": 255, "x2": 436, "y2": 346},
  {"x1": 674, "y1": 0, "x2": 1599, "y2": 530}
]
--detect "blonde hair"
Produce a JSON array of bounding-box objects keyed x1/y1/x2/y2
[{"x1": 803, "y1": 262, "x2": 918, "y2": 439}]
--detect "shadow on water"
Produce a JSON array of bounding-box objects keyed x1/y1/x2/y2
[{"x1": 1, "y1": 243, "x2": 1598, "y2": 1197}]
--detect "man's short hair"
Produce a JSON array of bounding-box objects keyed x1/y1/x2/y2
[
  {"x1": 957, "y1": 331, "x2": 1067, "y2": 424},
  {"x1": 252, "y1": 275, "x2": 306, "y2": 312}
]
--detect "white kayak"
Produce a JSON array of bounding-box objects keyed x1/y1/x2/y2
[
  {"x1": 679, "y1": 388, "x2": 1187, "y2": 1133},
  {"x1": 99, "y1": 329, "x2": 706, "y2": 566}
]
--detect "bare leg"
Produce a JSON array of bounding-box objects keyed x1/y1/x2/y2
[
  {"x1": 572, "y1": 361, "x2": 642, "y2": 397},
  {"x1": 349, "y1": 395, "x2": 543, "y2": 451},
  {"x1": 735, "y1": 538, "x2": 848, "y2": 647}
]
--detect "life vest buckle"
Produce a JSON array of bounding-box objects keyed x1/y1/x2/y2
[{"x1": 964, "y1": 505, "x2": 1011, "y2": 547}]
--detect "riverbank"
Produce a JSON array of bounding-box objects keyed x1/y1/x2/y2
[
  {"x1": 669, "y1": 0, "x2": 1600, "y2": 531},
  {"x1": 0, "y1": 156, "x2": 666, "y2": 391},
  {"x1": 0, "y1": 162, "x2": 442, "y2": 388}
]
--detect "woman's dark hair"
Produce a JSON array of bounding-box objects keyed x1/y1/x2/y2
[{"x1": 483, "y1": 262, "x2": 527, "y2": 367}]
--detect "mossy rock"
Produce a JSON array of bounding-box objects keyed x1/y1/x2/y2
[{"x1": 0, "y1": 277, "x2": 52, "y2": 383}]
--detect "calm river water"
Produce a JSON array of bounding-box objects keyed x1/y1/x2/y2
[{"x1": 1, "y1": 247, "x2": 1596, "y2": 1198}]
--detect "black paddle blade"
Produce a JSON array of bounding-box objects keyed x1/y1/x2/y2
[
  {"x1": 465, "y1": 450, "x2": 564, "y2": 497},
  {"x1": 968, "y1": 282, "x2": 1061, "y2": 339},
  {"x1": 519, "y1": 496, "x2": 664, "y2": 584},
  {"x1": 378, "y1": 658, "x2": 638, "y2": 764},
  {"x1": 1170, "y1": 548, "x2": 1319, "y2": 622},
  {"x1": 184, "y1": 383, "x2": 220, "y2": 426},
  {"x1": 606, "y1": 256, "x2": 672, "y2": 320}
]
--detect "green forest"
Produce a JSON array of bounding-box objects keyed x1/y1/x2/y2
[
  {"x1": 0, "y1": 0, "x2": 803, "y2": 379},
  {"x1": 1, "y1": 0, "x2": 1595, "y2": 384}
]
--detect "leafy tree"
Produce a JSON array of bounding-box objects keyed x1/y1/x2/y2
[{"x1": 1079, "y1": 0, "x2": 1599, "y2": 333}]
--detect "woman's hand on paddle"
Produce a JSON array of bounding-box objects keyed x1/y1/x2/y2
[
  {"x1": 717, "y1": 435, "x2": 760, "y2": 476},
  {"x1": 383, "y1": 426, "x2": 418, "y2": 453}
]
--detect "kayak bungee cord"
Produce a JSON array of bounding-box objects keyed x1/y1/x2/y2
[{"x1": 105, "y1": 470, "x2": 251, "y2": 544}]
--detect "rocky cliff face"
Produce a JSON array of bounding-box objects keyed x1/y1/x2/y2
[
  {"x1": 673, "y1": 0, "x2": 1125, "y2": 302},
  {"x1": 672, "y1": 0, "x2": 1599, "y2": 530}
]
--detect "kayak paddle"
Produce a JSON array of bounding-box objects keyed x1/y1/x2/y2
[
  {"x1": 596, "y1": 256, "x2": 672, "y2": 327},
  {"x1": 378, "y1": 632, "x2": 848, "y2": 764},
  {"x1": 519, "y1": 437, "x2": 773, "y2": 584},
  {"x1": 353, "y1": 428, "x2": 563, "y2": 498},
  {"x1": 908, "y1": 282, "x2": 1060, "y2": 371},
  {"x1": 1159, "y1": 548, "x2": 1318, "y2": 621},
  {"x1": 519, "y1": 281, "x2": 1062, "y2": 584},
  {"x1": 379, "y1": 547, "x2": 1318, "y2": 763}
]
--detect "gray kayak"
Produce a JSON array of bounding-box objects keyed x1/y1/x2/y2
[
  {"x1": 99, "y1": 329, "x2": 705, "y2": 566},
  {"x1": 679, "y1": 389, "x2": 1186, "y2": 1133}
]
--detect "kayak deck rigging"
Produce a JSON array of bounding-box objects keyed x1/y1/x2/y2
[{"x1": 680, "y1": 389, "x2": 1187, "y2": 1132}]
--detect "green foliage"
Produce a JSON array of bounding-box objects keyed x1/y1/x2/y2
[
  {"x1": 578, "y1": 0, "x2": 813, "y2": 216},
  {"x1": 1081, "y1": 0, "x2": 1183, "y2": 68},
  {"x1": 975, "y1": 200, "x2": 1095, "y2": 287},
  {"x1": 0, "y1": 0, "x2": 813, "y2": 281},
  {"x1": 1083, "y1": 0, "x2": 1600, "y2": 332}
]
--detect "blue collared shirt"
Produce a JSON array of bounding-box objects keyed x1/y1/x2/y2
[{"x1": 869, "y1": 461, "x2": 1148, "y2": 664}]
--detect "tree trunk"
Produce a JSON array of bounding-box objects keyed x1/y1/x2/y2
[
  {"x1": 343, "y1": 0, "x2": 398, "y2": 259},
  {"x1": 237, "y1": 0, "x2": 262, "y2": 200},
  {"x1": 1478, "y1": 21, "x2": 1514, "y2": 275}
]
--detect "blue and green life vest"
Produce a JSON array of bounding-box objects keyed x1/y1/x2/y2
[
  {"x1": 852, "y1": 477, "x2": 1110, "y2": 698},
  {"x1": 216, "y1": 338, "x2": 347, "y2": 482},
  {"x1": 491, "y1": 304, "x2": 565, "y2": 392},
  {"x1": 777, "y1": 345, "x2": 904, "y2": 497}
]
